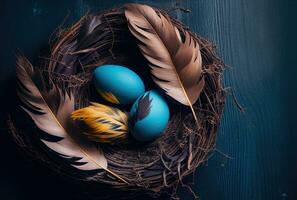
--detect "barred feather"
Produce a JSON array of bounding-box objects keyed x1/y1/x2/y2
[{"x1": 71, "y1": 103, "x2": 128, "y2": 143}]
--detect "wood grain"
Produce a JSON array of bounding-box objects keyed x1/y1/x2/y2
[
  {"x1": 180, "y1": 0, "x2": 296, "y2": 200},
  {"x1": 0, "y1": 0, "x2": 296, "y2": 200}
]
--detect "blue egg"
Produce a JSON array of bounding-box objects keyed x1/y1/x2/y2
[
  {"x1": 93, "y1": 65, "x2": 145, "y2": 105},
  {"x1": 130, "y1": 90, "x2": 170, "y2": 142}
]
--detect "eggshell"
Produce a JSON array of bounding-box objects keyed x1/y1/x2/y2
[
  {"x1": 130, "y1": 90, "x2": 170, "y2": 142},
  {"x1": 93, "y1": 65, "x2": 145, "y2": 105}
]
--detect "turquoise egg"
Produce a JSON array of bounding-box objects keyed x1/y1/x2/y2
[
  {"x1": 130, "y1": 90, "x2": 170, "y2": 142},
  {"x1": 93, "y1": 65, "x2": 145, "y2": 105}
]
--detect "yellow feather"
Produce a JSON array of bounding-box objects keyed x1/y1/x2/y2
[
  {"x1": 98, "y1": 91, "x2": 120, "y2": 104},
  {"x1": 71, "y1": 103, "x2": 128, "y2": 143}
]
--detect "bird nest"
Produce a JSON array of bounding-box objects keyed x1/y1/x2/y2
[{"x1": 8, "y1": 6, "x2": 226, "y2": 199}]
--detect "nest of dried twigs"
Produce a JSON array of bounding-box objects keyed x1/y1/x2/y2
[{"x1": 8, "y1": 6, "x2": 226, "y2": 198}]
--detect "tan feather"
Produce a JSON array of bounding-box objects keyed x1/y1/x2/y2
[
  {"x1": 71, "y1": 103, "x2": 128, "y2": 143},
  {"x1": 16, "y1": 56, "x2": 127, "y2": 183},
  {"x1": 124, "y1": 3, "x2": 205, "y2": 124}
]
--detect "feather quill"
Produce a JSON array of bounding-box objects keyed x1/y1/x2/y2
[
  {"x1": 71, "y1": 103, "x2": 128, "y2": 143},
  {"x1": 124, "y1": 3, "x2": 205, "y2": 125},
  {"x1": 16, "y1": 56, "x2": 126, "y2": 183}
]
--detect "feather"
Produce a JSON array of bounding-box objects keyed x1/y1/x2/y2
[
  {"x1": 71, "y1": 103, "x2": 128, "y2": 143},
  {"x1": 75, "y1": 15, "x2": 107, "y2": 54},
  {"x1": 54, "y1": 40, "x2": 78, "y2": 75},
  {"x1": 98, "y1": 90, "x2": 120, "y2": 104},
  {"x1": 130, "y1": 93, "x2": 152, "y2": 127},
  {"x1": 124, "y1": 3, "x2": 205, "y2": 124},
  {"x1": 16, "y1": 56, "x2": 127, "y2": 183},
  {"x1": 84, "y1": 15, "x2": 103, "y2": 35}
]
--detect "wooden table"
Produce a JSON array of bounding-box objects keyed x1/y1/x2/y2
[{"x1": 0, "y1": 0, "x2": 296, "y2": 199}]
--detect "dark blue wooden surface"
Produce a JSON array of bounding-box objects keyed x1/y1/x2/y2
[{"x1": 0, "y1": 0, "x2": 296, "y2": 199}]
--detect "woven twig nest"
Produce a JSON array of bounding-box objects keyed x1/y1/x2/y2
[{"x1": 9, "y1": 6, "x2": 226, "y2": 198}]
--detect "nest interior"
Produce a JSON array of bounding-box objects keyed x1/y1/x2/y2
[{"x1": 9, "y1": 7, "x2": 226, "y2": 197}]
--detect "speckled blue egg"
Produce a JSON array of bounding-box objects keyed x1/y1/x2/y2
[
  {"x1": 93, "y1": 65, "x2": 145, "y2": 105},
  {"x1": 130, "y1": 90, "x2": 170, "y2": 142}
]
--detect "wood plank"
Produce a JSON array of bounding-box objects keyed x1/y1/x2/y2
[
  {"x1": 178, "y1": 0, "x2": 296, "y2": 199},
  {"x1": 0, "y1": 0, "x2": 296, "y2": 199}
]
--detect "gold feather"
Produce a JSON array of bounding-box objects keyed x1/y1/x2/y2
[
  {"x1": 98, "y1": 90, "x2": 120, "y2": 104},
  {"x1": 16, "y1": 56, "x2": 127, "y2": 183},
  {"x1": 71, "y1": 103, "x2": 128, "y2": 143},
  {"x1": 124, "y1": 3, "x2": 205, "y2": 126}
]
